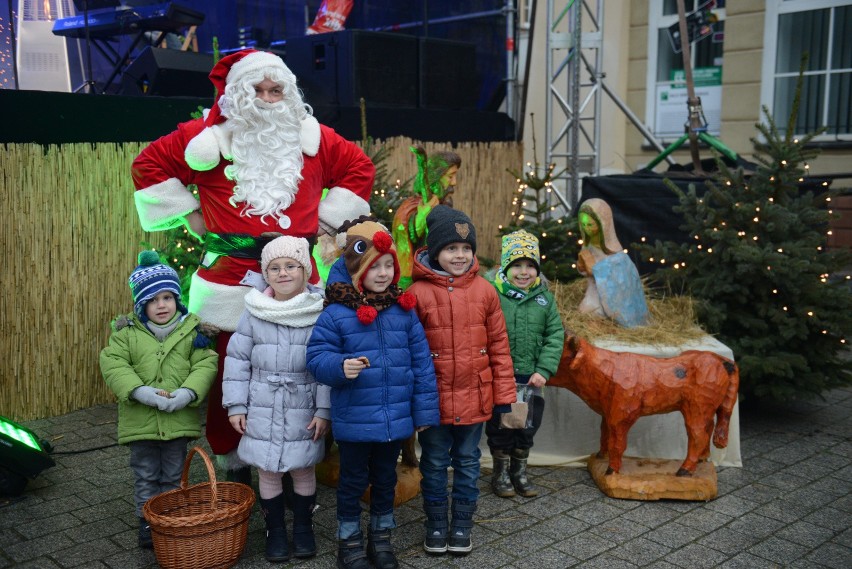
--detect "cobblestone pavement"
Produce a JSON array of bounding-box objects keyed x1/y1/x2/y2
[{"x1": 1, "y1": 388, "x2": 850, "y2": 568}]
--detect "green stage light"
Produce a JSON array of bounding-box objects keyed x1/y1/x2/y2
[{"x1": 0, "y1": 415, "x2": 55, "y2": 496}]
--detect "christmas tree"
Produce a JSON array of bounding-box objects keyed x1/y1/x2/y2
[
  {"x1": 639, "y1": 73, "x2": 852, "y2": 401},
  {"x1": 359, "y1": 99, "x2": 413, "y2": 228},
  {"x1": 501, "y1": 143, "x2": 581, "y2": 282},
  {"x1": 141, "y1": 186, "x2": 204, "y2": 307}
]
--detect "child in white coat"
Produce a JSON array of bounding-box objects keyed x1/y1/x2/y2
[{"x1": 222, "y1": 236, "x2": 330, "y2": 563}]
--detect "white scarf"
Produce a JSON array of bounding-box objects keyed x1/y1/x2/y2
[{"x1": 244, "y1": 288, "x2": 324, "y2": 328}]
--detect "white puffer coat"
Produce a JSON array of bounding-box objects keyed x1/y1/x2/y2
[{"x1": 222, "y1": 282, "x2": 329, "y2": 473}]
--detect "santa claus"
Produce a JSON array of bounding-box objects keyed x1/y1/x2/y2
[{"x1": 131, "y1": 49, "x2": 374, "y2": 471}]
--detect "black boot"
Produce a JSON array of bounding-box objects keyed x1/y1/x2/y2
[
  {"x1": 291, "y1": 492, "x2": 317, "y2": 558},
  {"x1": 422, "y1": 499, "x2": 448, "y2": 554},
  {"x1": 226, "y1": 465, "x2": 252, "y2": 486},
  {"x1": 490, "y1": 449, "x2": 515, "y2": 498},
  {"x1": 260, "y1": 494, "x2": 290, "y2": 562},
  {"x1": 447, "y1": 499, "x2": 476, "y2": 555},
  {"x1": 138, "y1": 516, "x2": 153, "y2": 549},
  {"x1": 367, "y1": 528, "x2": 398, "y2": 569},
  {"x1": 337, "y1": 532, "x2": 370, "y2": 569},
  {"x1": 510, "y1": 448, "x2": 538, "y2": 497}
]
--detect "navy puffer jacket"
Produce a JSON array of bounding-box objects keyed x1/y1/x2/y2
[{"x1": 306, "y1": 259, "x2": 440, "y2": 443}]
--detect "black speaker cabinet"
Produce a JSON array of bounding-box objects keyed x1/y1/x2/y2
[
  {"x1": 418, "y1": 38, "x2": 478, "y2": 110},
  {"x1": 284, "y1": 30, "x2": 418, "y2": 108},
  {"x1": 121, "y1": 47, "x2": 214, "y2": 97}
]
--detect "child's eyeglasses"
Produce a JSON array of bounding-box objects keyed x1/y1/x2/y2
[{"x1": 268, "y1": 264, "x2": 303, "y2": 275}]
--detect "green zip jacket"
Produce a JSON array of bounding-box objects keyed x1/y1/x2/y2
[
  {"x1": 99, "y1": 313, "x2": 217, "y2": 444},
  {"x1": 494, "y1": 282, "x2": 565, "y2": 381}
]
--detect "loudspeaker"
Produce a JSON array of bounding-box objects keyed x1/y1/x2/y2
[
  {"x1": 121, "y1": 47, "x2": 214, "y2": 97},
  {"x1": 419, "y1": 38, "x2": 478, "y2": 110},
  {"x1": 284, "y1": 30, "x2": 418, "y2": 108}
]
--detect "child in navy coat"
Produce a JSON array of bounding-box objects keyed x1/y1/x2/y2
[{"x1": 307, "y1": 217, "x2": 439, "y2": 569}]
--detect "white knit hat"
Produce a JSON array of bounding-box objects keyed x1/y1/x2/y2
[{"x1": 261, "y1": 236, "x2": 312, "y2": 281}]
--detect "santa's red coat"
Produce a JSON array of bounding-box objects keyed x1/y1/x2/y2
[{"x1": 132, "y1": 115, "x2": 374, "y2": 454}]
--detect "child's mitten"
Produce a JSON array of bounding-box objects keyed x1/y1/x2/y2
[{"x1": 161, "y1": 388, "x2": 196, "y2": 413}]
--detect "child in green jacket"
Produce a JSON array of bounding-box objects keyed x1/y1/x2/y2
[
  {"x1": 487, "y1": 230, "x2": 565, "y2": 498},
  {"x1": 100, "y1": 251, "x2": 217, "y2": 549}
]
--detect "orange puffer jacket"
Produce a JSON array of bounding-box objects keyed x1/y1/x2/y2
[{"x1": 408, "y1": 250, "x2": 516, "y2": 425}]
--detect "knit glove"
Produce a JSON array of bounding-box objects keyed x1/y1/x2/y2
[
  {"x1": 161, "y1": 388, "x2": 196, "y2": 413},
  {"x1": 131, "y1": 386, "x2": 170, "y2": 411}
]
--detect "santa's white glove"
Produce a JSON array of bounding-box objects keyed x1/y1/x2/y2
[
  {"x1": 131, "y1": 386, "x2": 170, "y2": 411},
  {"x1": 161, "y1": 388, "x2": 196, "y2": 413}
]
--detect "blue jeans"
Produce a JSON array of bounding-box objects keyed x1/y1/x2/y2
[
  {"x1": 418, "y1": 423, "x2": 484, "y2": 503},
  {"x1": 336, "y1": 439, "x2": 402, "y2": 539}
]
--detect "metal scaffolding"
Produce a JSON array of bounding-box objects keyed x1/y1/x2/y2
[
  {"x1": 546, "y1": 0, "x2": 603, "y2": 212},
  {"x1": 544, "y1": 0, "x2": 672, "y2": 212}
]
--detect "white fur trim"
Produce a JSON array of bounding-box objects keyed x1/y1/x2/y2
[
  {"x1": 184, "y1": 127, "x2": 221, "y2": 171},
  {"x1": 318, "y1": 186, "x2": 371, "y2": 235},
  {"x1": 211, "y1": 124, "x2": 232, "y2": 160},
  {"x1": 227, "y1": 51, "x2": 290, "y2": 86},
  {"x1": 134, "y1": 178, "x2": 199, "y2": 232},
  {"x1": 300, "y1": 115, "x2": 320, "y2": 156},
  {"x1": 187, "y1": 273, "x2": 252, "y2": 332}
]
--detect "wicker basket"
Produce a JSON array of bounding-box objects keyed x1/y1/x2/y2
[{"x1": 143, "y1": 446, "x2": 255, "y2": 569}]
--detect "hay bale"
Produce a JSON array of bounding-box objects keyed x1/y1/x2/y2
[{"x1": 552, "y1": 279, "x2": 708, "y2": 345}]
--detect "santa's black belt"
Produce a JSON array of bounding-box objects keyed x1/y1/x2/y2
[{"x1": 204, "y1": 232, "x2": 316, "y2": 260}]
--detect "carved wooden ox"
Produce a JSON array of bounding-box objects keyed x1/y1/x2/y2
[{"x1": 549, "y1": 336, "x2": 739, "y2": 476}]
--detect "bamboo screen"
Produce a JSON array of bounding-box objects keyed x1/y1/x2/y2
[{"x1": 1, "y1": 139, "x2": 521, "y2": 421}]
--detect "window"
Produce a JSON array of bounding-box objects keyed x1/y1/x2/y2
[
  {"x1": 645, "y1": 0, "x2": 727, "y2": 140},
  {"x1": 762, "y1": 0, "x2": 852, "y2": 138}
]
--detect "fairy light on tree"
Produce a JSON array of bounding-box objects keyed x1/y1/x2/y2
[
  {"x1": 637, "y1": 60, "x2": 852, "y2": 401},
  {"x1": 499, "y1": 116, "x2": 580, "y2": 281}
]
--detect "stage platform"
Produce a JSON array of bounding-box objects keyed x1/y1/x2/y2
[{"x1": 0, "y1": 89, "x2": 515, "y2": 145}]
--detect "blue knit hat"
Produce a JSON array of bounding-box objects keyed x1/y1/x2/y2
[{"x1": 128, "y1": 251, "x2": 184, "y2": 319}]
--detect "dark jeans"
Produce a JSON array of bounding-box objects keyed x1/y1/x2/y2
[
  {"x1": 129, "y1": 437, "x2": 189, "y2": 516},
  {"x1": 485, "y1": 389, "x2": 545, "y2": 452},
  {"x1": 336, "y1": 439, "x2": 403, "y2": 538},
  {"x1": 418, "y1": 422, "x2": 484, "y2": 503}
]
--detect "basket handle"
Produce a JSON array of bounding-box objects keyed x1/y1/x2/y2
[{"x1": 181, "y1": 446, "x2": 218, "y2": 509}]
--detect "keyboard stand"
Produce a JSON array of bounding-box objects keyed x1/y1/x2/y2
[{"x1": 100, "y1": 30, "x2": 167, "y2": 93}]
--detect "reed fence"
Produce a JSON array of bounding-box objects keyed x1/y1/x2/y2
[{"x1": 1, "y1": 138, "x2": 521, "y2": 420}]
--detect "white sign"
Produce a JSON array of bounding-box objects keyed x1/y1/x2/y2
[{"x1": 654, "y1": 67, "x2": 722, "y2": 139}]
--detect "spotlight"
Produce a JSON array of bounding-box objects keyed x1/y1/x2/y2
[{"x1": 0, "y1": 415, "x2": 55, "y2": 496}]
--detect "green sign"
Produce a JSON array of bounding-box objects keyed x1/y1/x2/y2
[{"x1": 671, "y1": 67, "x2": 722, "y2": 87}]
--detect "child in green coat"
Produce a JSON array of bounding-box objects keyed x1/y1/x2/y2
[
  {"x1": 486, "y1": 230, "x2": 565, "y2": 498},
  {"x1": 100, "y1": 251, "x2": 217, "y2": 548}
]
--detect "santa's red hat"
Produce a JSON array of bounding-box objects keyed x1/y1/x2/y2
[{"x1": 185, "y1": 49, "x2": 295, "y2": 171}]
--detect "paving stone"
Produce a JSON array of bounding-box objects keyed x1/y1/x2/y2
[
  {"x1": 775, "y1": 520, "x2": 837, "y2": 548},
  {"x1": 673, "y1": 508, "x2": 733, "y2": 533},
  {"x1": 588, "y1": 517, "x2": 649, "y2": 544},
  {"x1": 567, "y1": 500, "x2": 625, "y2": 525},
  {"x1": 3, "y1": 532, "x2": 77, "y2": 563},
  {"x1": 719, "y1": 551, "x2": 783, "y2": 568},
  {"x1": 663, "y1": 542, "x2": 730, "y2": 568},
  {"x1": 576, "y1": 553, "x2": 639, "y2": 568},
  {"x1": 644, "y1": 521, "x2": 705, "y2": 549},
  {"x1": 704, "y1": 494, "x2": 759, "y2": 518},
  {"x1": 607, "y1": 536, "x2": 672, "y2": 566},
  {"x1": 620, "y1": 502, "x2": 681, "y2": 529},
  {"x1": 507, "y1": 547, "x2": 579, "y2": 569},
  {"x1": 16, "y1": 513, "x2": 83, "y2": 539},
  {"x1": 802, "y1": 506, "x2": 852, "y2": 532},
  {"x1": 552, "y1": 531, "x2": 614, "y2": 560},
  {"x1": 804, "y1": 542, "x2": 852, "y2": 569},
  {"x1": 747, "y1": 535, "x2": 810, "y2": 565}
]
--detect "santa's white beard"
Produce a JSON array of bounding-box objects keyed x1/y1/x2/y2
[{"x1": 223, "y1": 97, "x2": 304, "y2": 229}]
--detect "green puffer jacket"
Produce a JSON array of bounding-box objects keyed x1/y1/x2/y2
[
  {"x1": 100, "y1": 313, "x2": 218, "y2": 444},
  {"x1": 495, "y1": 282, "x2": 565, "y2": 380}
]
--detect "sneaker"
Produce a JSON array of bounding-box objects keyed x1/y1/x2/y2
[{"x1": 138, "y1": 517, "x2": 153, "y2": 549}]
